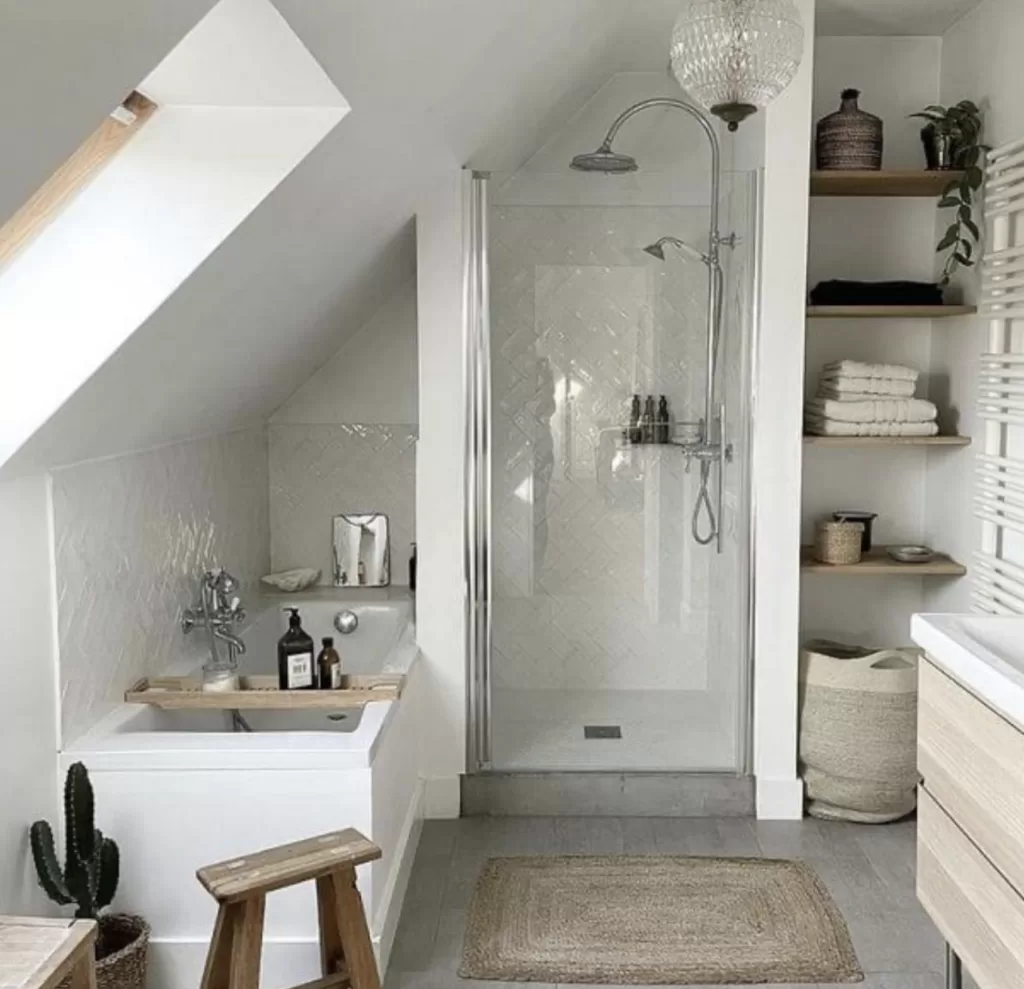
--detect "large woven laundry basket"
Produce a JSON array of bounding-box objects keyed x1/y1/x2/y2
[{"x1": 798, "y1": 639, "x2": 920, "y2": 823}]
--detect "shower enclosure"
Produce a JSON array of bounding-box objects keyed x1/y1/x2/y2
[{"x1": 465, "y1": 124, "x2": 758, "y2": 776}]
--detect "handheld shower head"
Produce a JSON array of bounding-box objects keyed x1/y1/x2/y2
[
  {"x1": 642, "y1": 236, "x2": 708, "y2": 265},
  {"x1": 570, "y1": 145, "x2": 638, "y2": 174}
]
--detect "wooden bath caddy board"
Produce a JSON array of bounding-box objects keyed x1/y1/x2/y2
[{"x1": 125, "y1": 673, "x2": 403, "y2": 710}]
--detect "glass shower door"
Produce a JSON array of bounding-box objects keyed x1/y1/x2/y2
[{"x1": 468, "y1": 168, "x2": 756, "y2": 774}]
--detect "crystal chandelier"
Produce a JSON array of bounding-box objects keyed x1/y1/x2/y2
[{"x1": 670, "y1": 0, "x2": 804, "y2": 131}]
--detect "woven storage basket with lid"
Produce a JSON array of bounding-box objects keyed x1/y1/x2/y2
[
  {"x1": 816, "y1": 88, "x2": 883, "y2": 170},
  {"x1": 815, "y1": 520, "x2": 863, "y2": 565}
]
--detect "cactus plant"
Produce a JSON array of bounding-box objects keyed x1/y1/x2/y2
[{"x1": 30, "y1": 762, "x2": 120, "y2": 919}]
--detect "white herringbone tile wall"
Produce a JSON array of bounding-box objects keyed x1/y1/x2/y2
[
  {"x1": 489, "y1": 203, "x2": 714, "y2": 695},
  {"x1": 52, "y1": 428, "x2": 270, "y2": 744},
  {"x1": 268, "y1": 424, "x2": 416, "y2": 586}
]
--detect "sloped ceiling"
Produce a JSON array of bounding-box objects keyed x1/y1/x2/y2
[{"x1": 1, "y1": 0, "x2": 757, "y2": 475}]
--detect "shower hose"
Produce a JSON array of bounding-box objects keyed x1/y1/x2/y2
[{"x1": 692, "y1": 457, "x2": 717, "y2": 546}]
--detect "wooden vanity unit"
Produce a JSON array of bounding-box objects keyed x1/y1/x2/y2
[{"x1": 917, "y1": 655, "x2": 1024, "y2": 988}]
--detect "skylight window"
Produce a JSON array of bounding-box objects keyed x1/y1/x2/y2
[{"x1": 0, "y1": 91, "x2": 156, "y2": 268}]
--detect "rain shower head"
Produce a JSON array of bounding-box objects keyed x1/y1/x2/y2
[
  {"x1": 570, "y1": 145, "x2": 639, "y2": 174},
  {"x1": 643, "y1": 242, "x2": 667, "y2": 261}
]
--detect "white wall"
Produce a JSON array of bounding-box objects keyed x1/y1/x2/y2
[
  {"x1": 928, "y1": 0, "x2": 1024, "y2": 613},
  {"x1": 273, "y1": 281, "x2": 418, "y2": 426},
  {"x1": 941, "y1": 0, "x2": 1024, "y2": 145},
  {"x1": 415, "y1": 171, "x2": 466, "y2": 817},
  {"x1": 53, "y1": 429, "x2": 270, "y2": 744},
  {"x1": 0, "y1": 475, "x2": 58, "y2": 913},
  {"x1": 752, "y1": 0, "x2": 816, "y2": 820}
]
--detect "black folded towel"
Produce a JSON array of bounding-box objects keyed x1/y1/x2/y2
[{"x1": 809, "y1": 280, "x2": 944, "y2": 306}]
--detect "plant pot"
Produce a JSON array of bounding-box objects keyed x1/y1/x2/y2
[
  {"x1": 921, "y1": 124, "x2": 960, "y2": 170},
  {"x1": 95, "y1": 915, "x2": 149, "y2": 989}
]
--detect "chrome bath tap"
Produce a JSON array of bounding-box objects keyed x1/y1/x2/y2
[{"x1": 181, "y1": 568, "x2": 247, "y2": 667}]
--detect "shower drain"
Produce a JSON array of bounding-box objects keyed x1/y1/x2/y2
[{"x1": 583, "y1": 725, "x2": 622, "y2": 739}]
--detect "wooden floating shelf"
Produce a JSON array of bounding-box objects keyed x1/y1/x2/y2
[
  {"x1": 810, "y1": 170, "x2": 965, "y2": 197},
  {"x1": 804, "y1": 434, "x2": 971, "y2": 448},
  {"x1": 126, "y1": 674, "x2": 403, "y2": 710},
  {"x1": 807, "y1": 305, "x2": 976, "y2": 319},
  {"x1": 801, "y1": 546, "x2": 966, "y2": 577}
]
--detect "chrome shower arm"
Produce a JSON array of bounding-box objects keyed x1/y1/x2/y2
[
  {"x1": 596, "y1": 97, "x2": 724, "y2": 434},
  {"x1": 598, "y1": 97, "x2": 722, "y2": 250}
]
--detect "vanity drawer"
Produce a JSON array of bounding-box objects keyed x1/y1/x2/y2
[
  {"x1": 918, "y1": 788, "x2": 1024, "y2": 989},
  {"x1": 919, "y1": 658, "x2": 1024, "y2": 894}
]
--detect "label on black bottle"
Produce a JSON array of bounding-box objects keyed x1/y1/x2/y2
[{"x1": 288, "y1": 652, "x2": 313, "y2": 689}]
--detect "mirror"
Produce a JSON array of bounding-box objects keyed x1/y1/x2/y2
[{"x1": 332, "y1": 513, "x2": 390, "y2": 587}]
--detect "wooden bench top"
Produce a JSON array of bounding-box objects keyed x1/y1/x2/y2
[
  {"x1": 197, "y1": 829, "x2": 381, "y2": 902},
  {"x1": 0, "y1": 917, "x2": 96, "y2": 989}
]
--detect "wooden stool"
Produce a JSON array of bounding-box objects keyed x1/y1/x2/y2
[
  {"x1": 0, "y1": 916, "x2": 97, "y2": 989},
  {"x1": 196, "y1": 829, "x2": 382, "y2": 989}
]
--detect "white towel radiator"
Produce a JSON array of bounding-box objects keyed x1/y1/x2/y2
[{"x1": 975, "y1": 135, "x2": 1024, "y2": 613}]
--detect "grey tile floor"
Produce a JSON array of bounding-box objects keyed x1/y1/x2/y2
[{"x1": 384, "y1": 816, "x2": 958, "y2": 989}]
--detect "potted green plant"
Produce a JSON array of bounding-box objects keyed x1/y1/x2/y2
[
  {"x1": 30, "y1": 763, "x2": 149, "y2": 989},
  {"x1": 910, "y1": 101, "x2": 987, "y2": 284},
  {"x1": 911, "y1": 100, "x2": 984, "y2": 170}
]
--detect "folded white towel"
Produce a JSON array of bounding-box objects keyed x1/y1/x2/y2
[
  {"x1": 814, "y1": 391, "x2": 905, "y2": 402},
  {"x1": 819, "y1": 376, "x2": 917, "y2": 398},
  {"x1": 804, "y1": 416, "x2": 939, "y2": 437},
  {"x1": 824, "y1": 360, "x2": 919, "y2": 382},
  {"x1": 806, "y1": 397, "x2": 937, "y2": 424}
]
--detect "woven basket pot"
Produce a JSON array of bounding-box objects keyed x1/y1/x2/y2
[
  {"x1": 814, "y1": 520, "x2": 863, "y2": 565},
  {"x1": 94, "y1": 915, "x2": 149, "y2": 989},
  {"x1": 798, "y1": 640, "x2": 920, "y2": 823},
  {"x1": 816, "y1": 88, "x2": 883, "y2": 170}
]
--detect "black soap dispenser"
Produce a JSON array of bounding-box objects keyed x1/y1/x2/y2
[{"x1": 278, "y1": 608, "x2": 315, "y2": 690}]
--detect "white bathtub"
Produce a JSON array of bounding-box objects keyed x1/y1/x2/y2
[{"x1": 64, "y1": 589, "x2": 424, "y2": 989}]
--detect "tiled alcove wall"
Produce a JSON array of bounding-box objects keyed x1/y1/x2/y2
[
  {"x1": 488, "y1": 203, "x2": 714, "y2": 694},
  {"x1": 267, "y1": 423, "x2": 416, "y2": 585},
  {"x1": 52, "y1": 428, "x2": 269, "y2": 744},
  {"x1": 268, "y1": 281, "x2": 418, "y2": 586}
]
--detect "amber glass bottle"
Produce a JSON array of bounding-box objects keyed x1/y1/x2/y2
[{"x1": 317, "y1": 637, "x2": 342, "y2": 689}]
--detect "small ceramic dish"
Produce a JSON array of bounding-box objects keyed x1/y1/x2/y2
[
  {"x1": 260, "y1": 568, "x2": 321, "y2": 592},
  {"x1": 887, "y1": 545, "x2": 935, "y2": 564}
]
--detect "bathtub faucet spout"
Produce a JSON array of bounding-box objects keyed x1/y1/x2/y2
[{"x1": 181, "y1": 568, "x2": 247, "y2": 668}]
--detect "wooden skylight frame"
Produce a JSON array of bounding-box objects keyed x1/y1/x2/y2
[{"x1": 0, "y1": 90, "x2": 157, "y2": 268}]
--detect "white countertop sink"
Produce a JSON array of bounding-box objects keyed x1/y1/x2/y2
[{"x1": 912, "y1": 613, "x2": 1024, "y2": 728}]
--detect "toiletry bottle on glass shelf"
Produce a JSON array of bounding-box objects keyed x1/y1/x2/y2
[
  {"x1": 628, "y1": 394, "x2": 642, "y2": 445},
  {"x1": 641, "y1": 395, "x2": 656, "y2": 444},
  {"x1": 317, "y1": 637, "x2": 342, "y2": 689},
  {"x1": 657, "y1": 396, "x2": 671, "y2": 444},
  {"x1": 278, "y1": 608, "x2": 315, "y2": 690}
]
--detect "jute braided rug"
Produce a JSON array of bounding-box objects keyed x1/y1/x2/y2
[{"x1": 459, "y1": 855, "x2": 863, "y2": 985}]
